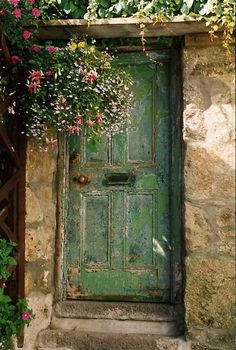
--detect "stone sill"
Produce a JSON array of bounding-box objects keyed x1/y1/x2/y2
[{"x1": 38, "y1": 16, "x2": 211, "y2": 40}]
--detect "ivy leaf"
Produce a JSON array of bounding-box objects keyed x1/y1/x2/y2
[
  {"x1": 99, "y1": 0, "x2": 110, "y2": 7},
  {"x1": 7, "y1": 257, "x2": 17, "y2": 266},
  {"x1": 199, "y1": 0, "x2": 214, "y2": 16},
  {"x1": 185, "y1": 0, "x2": 194, "y2": 9},
  {"x1": 181, "y1": 3, "x2": 190, "y2": 15}
]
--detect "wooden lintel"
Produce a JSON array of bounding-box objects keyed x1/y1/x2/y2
[
  {"x1": 184, "y1": 32, "x2": 230, "y2": 47},
  {"x1": 38, "y1": 17, "x2": 211, "y2": 40}
]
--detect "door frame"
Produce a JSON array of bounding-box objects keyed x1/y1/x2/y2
[{"x1": 54, "y1": 47, "x2": 183, "y2": 305}]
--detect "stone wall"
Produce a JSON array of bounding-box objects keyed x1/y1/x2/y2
[
  {"x1": 183, "y1": 45, "x2": 235, "y2": 349},
  {"x1": 21, "y1": 144, "x2": 58, "y2": 350},
  {"x1": 20, "y1": 43, "x2": 235, "y2": 350}
]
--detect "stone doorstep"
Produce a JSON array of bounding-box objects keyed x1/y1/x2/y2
[
  {"x1": 37, "y1": 330, "x2": 191, "y2": 350},
  {"x1": 54, "y1": 301, "x2": 182, "y2": 322},
  {"x1": 51, "y1": 317, "x2": 179, "y2": 336}
]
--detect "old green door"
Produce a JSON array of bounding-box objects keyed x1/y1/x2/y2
[{"x1": 67, "y1": 52, "x2": 173, "y2": 302}]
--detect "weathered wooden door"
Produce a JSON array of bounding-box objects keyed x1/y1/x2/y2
[{"x1": 67, "y1": 52, "x2": 175, "y2": 302}]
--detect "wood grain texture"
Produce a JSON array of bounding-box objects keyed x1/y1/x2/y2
[{"x1": 38, "y1": 17, "x2": 210, "y2": 40}]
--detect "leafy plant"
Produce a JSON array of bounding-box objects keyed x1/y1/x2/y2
[
  {"x1": 0, "y1": 2, "x2": 133, "y2": 145},
  {"x1": 0, "y1": 289, "x2": 34, "y2": 350},
  {"x1": 0, "y1": 0, "x2": 40, "y2": 66},
  {"x1": 0, "y1": 238, "x2": 34, "y2": 350},
  {"x1": 0, "y1": 239, "x2": 16, "y2": 282},
  {"x1": 202, "y1": 0, "x2": 235, "y2": 48},
  {"x1": 1, "y1": 38, "x2": 133, "y2": 144}
]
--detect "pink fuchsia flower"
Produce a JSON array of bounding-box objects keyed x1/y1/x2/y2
[
  {"x1": 95, "y1": 113, "x2": 103, "y2": 123},
  {"x1": 32, "y1": 8, "x2": 40, "y2": 17},
  {"x1": 27, "y1": 80, "x2": 41, "y2": 93},
  {"x1": 31, "y1": 44, "x2": 41, "y2": 53},
  {"x1": 75, "y1": 127, "x2": 81, "y2": 135},
  {"x1": 22, "y1": 30, "x2": 31, "y2": 40},
  {"x1": 86, "y1": 119, "x2": 94, "y2": 128},
  {"x1": 12, "y1": 8, "x2": 21, "y2": 18},
  {"x1": 29, "y1": 70, "x2": 43, "y2": 82},
  {"x1": 74, "y1": 114, "x2": 82, "y2": 126},
  {"x1": 0, "y1": 10, "x2": 7, "y2": 16},
  {"x1": 47, "y1": 46, "x2": 58, "y2": 54},
  {"x1": 86, "y1": 71, "x2": 98, "y2": 84},
  {"x1": 67, "y1": 125, "x2": 76, "y2": 134},
  {"x1": 45, "y1": 137, "x2": 57, "y2": 147},
  {"x1": 11, "y1": 55, "x2": 20, "y2": 64},
  {"x1": 45, "y1": 70, "x2": 53, "y2": 77},
  {"x1": 22, "y1": 311, "x2": 30, "y2": 321},
  {"x1": 43, "y1": 125, "x2": 49, "y2": 134},
  {"x1": 9, "y1": 0, "x2": 20, "y2": 6}
]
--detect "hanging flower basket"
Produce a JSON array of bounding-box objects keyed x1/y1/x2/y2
[
  {"x1": 19, "y1": 39, "x2": 133, "y2": 143},
  {"x1": 0, "y1": 0, "x2": 133, "y2": 145}
]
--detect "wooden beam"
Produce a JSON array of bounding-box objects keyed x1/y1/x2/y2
[
  {"x1": 184, "y1": 32, "x2": 231, "y2": 47},
  {"x1": 38, "y1": 17, "x2": 210, "y2": 40}
]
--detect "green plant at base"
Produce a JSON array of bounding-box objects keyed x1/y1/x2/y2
[
  {"x1": 0, "y1": 238, "x2": 34, "y2": 350},
  {"x1": 0, "y1": 290, "x2": 34, "y2": 350}
]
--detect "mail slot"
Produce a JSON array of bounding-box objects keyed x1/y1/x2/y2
[{"x1": 104, "y1": 173, "x2": 136, "y2": 186}]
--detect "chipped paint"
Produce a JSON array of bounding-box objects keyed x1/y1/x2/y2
[{"x1": 66, "y1": 52, "x2": 176, "y2": 301}]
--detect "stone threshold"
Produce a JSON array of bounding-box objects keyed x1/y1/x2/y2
[
  {"x1": 54, "y1": 301, "x2": 182, "y2": 321},
  {"x1": 51, "y1": 301, "x2": 184, "y2": 337},
  {"x1": 37, "y1": 330, "x2": 191, "y2": 350},
  {"x1": 51, "y1": 317, "x2": 178, "y2": 336}
]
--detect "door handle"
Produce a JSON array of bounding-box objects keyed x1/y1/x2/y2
[
  {"x1": 104, "y1": 173, "x2": 136, "y2": 186},
  {"x1": 73, "y1": 175, "x2": 90, "y2": 185}
]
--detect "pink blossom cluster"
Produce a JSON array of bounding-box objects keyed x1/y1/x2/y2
[
  {"x1": 4, "y1": 0, "x2": 41, "y2": 63},
  {"x1": 22, "y1": 311, "x2": 30, "y2": 321},
  {"x1": 66, "y1": 113, "x2": 103, "y2": 135},
  {"x1": 27, "y1": 70, "x2": 43, "y2": 93},
  {"x1": 81, "y1": 70, "x2": 98, "y2": 84}
]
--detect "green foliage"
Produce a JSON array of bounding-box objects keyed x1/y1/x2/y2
[
  {"x1": 38, "y1": 0, "x2": 64, "y2": 19},
  {"x1": 0, "y1": 289, "x2": 35, "y2": 350},
  {"x1": 203, "y1": 0, "x2": 235, "y2": 48},
  {"x1": 0, "y1": 0, "x2": 38, "y2": 53},
  {"x1": 0, "y1": 239, "x2": 16, "y2": 282},
  {"x1": 0, "y1": 238, "x2": 34, "y2": 350}
]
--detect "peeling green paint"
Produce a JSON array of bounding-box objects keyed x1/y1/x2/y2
[{"x1": 66, "y1": 52, "x2": 180, "y2": 301}]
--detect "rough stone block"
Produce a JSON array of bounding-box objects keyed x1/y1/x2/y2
[
  {"x1": 184, "y1": 147, "x2": 235, "y2": 201},
  {"x1": 26, "y1": 143, "x2": 57, "y2": 184},
  {"x1": 26, "y1": 187, "x2": 44, "y2": 224},
  {"x1": 185, "y1": 257, "x2": 236, "y2": 329},
  {"x1": 37, "y1": 330, "x2": 191, "y2": 350},
  {"x1": 25, "y1": 226, "x2": 54, "y2": 262},
  {"x1": 23, "y1": 293, "x2": 53, "y2": 350},
  {"x1": 185, "y1": 202, "x2": 211, "y2": 252}
]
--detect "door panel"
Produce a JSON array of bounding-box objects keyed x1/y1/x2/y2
[{"x1": 67, "y1": 53, "x2": 172, "y2": 301}]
